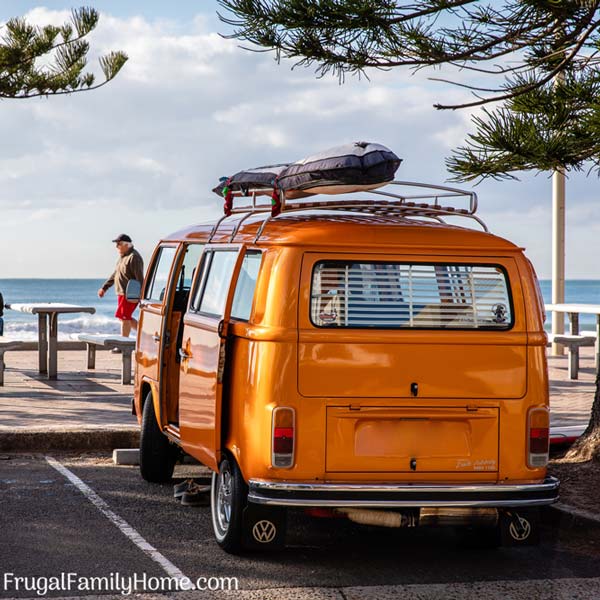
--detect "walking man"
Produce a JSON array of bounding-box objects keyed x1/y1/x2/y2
[{"x1": 98, "y1": 234, "x2": 144, "y2": 340}]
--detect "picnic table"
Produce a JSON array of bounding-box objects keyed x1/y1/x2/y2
[
  {"x1": 6, "y1": 303, "x2": 96, "y2": 380},
  {"x1": 545, "y1": 303, "x2": 600, "y2": 374}
]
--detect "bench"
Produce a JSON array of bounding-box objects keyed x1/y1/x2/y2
[
  {"x1": 0, "y1": 341, "x2": 27, "y2": 386},
  {"x1": 78, "y1": 334, "x2": 136, "y2": 385},
  {"x1": 547, "y1": 333, "x2": 596, "y2": 380}
]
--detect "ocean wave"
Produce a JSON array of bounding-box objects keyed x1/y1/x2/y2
[{"x1": 1, "y1": 315, "x2": 120, "y2": 341}]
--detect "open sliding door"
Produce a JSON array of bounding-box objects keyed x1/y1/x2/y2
[{"x1": 177, "y1": 246, "x2": 246, "y2": 471}]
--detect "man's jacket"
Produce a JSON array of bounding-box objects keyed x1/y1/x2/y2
[{"x1": 102, "y1": 248, "x2": 144, "y2": 296}]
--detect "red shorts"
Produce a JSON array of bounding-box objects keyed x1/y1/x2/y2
[{"x1": 115, "y1": 295, "x2": 138, "y2": 321}]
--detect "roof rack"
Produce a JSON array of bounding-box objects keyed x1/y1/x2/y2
[{"x1": 208, "y1": 180, "x2": 486, "y2": 243}]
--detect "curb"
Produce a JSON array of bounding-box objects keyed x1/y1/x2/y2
[
  {"x1": 548, "y1": 502, "x2": 600, "y2": 529},
  {"x1": 0, "y1": 429, "x2": 139, "y2": 453}
]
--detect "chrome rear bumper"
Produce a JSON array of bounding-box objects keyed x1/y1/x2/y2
[{"x1": 247, "y1": 476, "x2": 560, "y2": 508}]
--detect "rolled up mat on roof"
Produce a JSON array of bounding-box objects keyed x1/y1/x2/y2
[
  {"x1": 277, "y1": 142, "x2": 401, "y2": 199},
  {"x1": 213, "y1": 164, "x2": 289, "y2": 198}
]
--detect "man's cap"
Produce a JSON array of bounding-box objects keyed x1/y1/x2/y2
[{"x1": 112, "y1": 233, "x2": 132, "y2": 243}]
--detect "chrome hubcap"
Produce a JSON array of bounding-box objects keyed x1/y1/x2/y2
[{"x1": 215, "y1": 463, "x2": 233, "y2": 536}]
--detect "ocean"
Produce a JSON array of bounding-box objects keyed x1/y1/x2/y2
[
  {"x1": 0, "y1": 279, "x2": 599, "y2": 340},
  {"x1": 0, "y1": 279, "x2": 119, "y2": 340}
]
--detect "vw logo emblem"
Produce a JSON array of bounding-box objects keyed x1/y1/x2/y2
[
  {"x1": 509, "y1": 517, "x2": 531, "y2": 541},
  {"x1": 252, "y1": 520, "x2": 277, "y2": 544}
]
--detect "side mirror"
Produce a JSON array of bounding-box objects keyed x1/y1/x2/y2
[{"x1": 125, "y1": 280, "x2": 142, "y2": 303}]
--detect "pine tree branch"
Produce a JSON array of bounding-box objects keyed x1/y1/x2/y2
[
  {"x1": 218, "y1": 0, "x2": 600, "y2": 106},
  {"x1": 435, "y1": 14, "x2": 600, "y2": 109},
  {"x1": 0, "y1": 6, "x2": 127, "y2": 99},
  {"x1": 0, "y1": 68, "x2": 127, "y2": 98}
]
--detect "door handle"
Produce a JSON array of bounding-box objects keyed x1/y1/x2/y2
[
  {"x1": 179, "y1": 348, "x2": 191, "y2": 360},
  {"x1": 152, "y1": 333, "x2": 160, "y2": 343}
]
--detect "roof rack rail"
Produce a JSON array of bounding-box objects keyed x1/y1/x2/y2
[{"x1": 207, "y1": 180, "x2": 486, "y2": 243}]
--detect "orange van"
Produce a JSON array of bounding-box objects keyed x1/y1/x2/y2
[{"x1": 129, "y1": 181, "x2": 559, "y2": 553}]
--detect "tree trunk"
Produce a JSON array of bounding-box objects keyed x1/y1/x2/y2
[{"x1": 564, "y1": 368, "x2": 600, "y2": 461}]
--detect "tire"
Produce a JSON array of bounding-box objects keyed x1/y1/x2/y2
[
  {"x1": 498, "y1": 508, "x2": 541, "y2": 547},
  {"x1": 211, "y1": 454, "x2": 287, "y2": 553},
  {"x1": 211, "y1": 454, "x2": 246, "y2": 553},
  {"x1": 139, "y1": 392, "x2": 177, "y2": 483}
]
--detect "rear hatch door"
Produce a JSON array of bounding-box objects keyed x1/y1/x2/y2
[{"x1": 298, "y1": 252, "x2": 525, "y2": 476}]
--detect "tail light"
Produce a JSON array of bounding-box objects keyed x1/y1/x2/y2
[
  {"x1": 527, "y1": 407, "x2": 549, "y2": 468},
  {"x1": 272, "y1": 407, "x2": 295, "y2": 468}
]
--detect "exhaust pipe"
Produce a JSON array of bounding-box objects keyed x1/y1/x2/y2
[
  {"x1": 419, "y1": 507, "x2": 498, "y2": 527},
  {"x1": 334, "y1": 507, "x2": 498, "y2": 529},
  {"x1": 335, "y1": 508, "x2": 418, "y2": 528}
]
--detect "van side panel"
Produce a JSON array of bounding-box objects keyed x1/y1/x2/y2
[
  {"x1": 224, "y1": 248, "x2": 306, "y2": 479},
  {"x1": 226, "y1": 336, "x2": 303, "y2": 479}
]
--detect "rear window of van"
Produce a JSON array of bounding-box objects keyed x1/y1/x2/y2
[{"x1": 310, "y1": 261, "x2": 513, "y2": 330}]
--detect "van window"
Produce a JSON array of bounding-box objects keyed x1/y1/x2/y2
[
  {"x1": 311, "y1": 261, "x2": 512, "y2": 329},
  {"x1": 144, "y1": 246, "x2": 177, "y2": 302},
  {"x1": 178, "y1": 244, "x2": 204, "y2": 291},
  {"x1": 231, "y1": 251, "x2": 262, "y2": 321},
  {"x1": 195, "y1": 250, "x2": 238, "y2": 317}
]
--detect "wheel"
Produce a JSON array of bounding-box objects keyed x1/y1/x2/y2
[
  {"x1": 139, "y1": 392, "x2": 177, "y2": 483},
  {"x1": 211, "y1": 454, "x2": 287, "y2": 553},
  {"x1": 498, "y1": 508, "x2": 541, "y2": 546},
  {"x1": 211, "y1": 454, "x2": 246, "y2": 553}
]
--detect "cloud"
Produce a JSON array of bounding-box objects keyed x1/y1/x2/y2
[
  {"x1": 0, "y1": 7, "x2": 473, "y2": 216},
  {"x1": 0, "y1": 5, "x2": 597, "y2": 279}
]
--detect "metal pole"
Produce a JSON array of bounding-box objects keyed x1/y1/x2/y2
[{"x1": 551, "y1": 168, "x2": 566, "y2": 355}]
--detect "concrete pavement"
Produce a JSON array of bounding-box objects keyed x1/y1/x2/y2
[
  {"x1": 0, "y1": 350, "x2": 137, "y2": 451},
  {"x1": 0, "y1": 350, "x2": 136, "y2": 431},
  {"x1": 547, "y1": 346, "x2": 596, "y2": 430}
]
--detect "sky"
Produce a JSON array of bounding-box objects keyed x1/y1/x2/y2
[{"x1": 0, "y1": 1, "x2": 598, "y2": 280}]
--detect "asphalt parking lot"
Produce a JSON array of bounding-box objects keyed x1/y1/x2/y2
[{"x1": 2, "y1": 454, "x2": 600, "y2": 599}]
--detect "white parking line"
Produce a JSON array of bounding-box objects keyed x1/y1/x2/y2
[{"x1": 45, "y1": 455, "x2": 189, "y2": 582}]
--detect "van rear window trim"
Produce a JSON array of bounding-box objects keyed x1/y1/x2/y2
[{"x1": 309, "y1": 259, "x2": 515, "y2": 331}]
